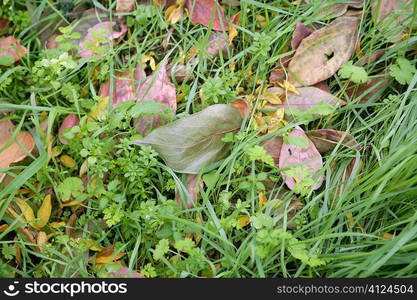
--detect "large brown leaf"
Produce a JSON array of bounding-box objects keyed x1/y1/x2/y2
[
  {"x1": 186, "y1": 0, "x2": 228, "y2": 31},
  {"x1": 306, "y1": 129, "x2": 362, "y2": 154},
  {"x1": 0, "y1": 120, "x2": 35, "y2": 182},
  {"x1": 371, "y1": 0, "x2": 412, "y2": 22},
  {"x1": 134, "y1": 104, "x2": 243, "y2": 173},
  {"x1": 288, "y1": 17, "x2": 359, "y2": 87},
  {"x1": 279, "y1": 126, "x2": 323, "y2": 191}
]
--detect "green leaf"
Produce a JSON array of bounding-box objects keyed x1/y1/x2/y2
[
  {"x1": 153, "y1": 239, "x2": 170, "y2": 260},
  {"x1": 56, "y1": 177, "x2": 84, "y2": 201},
  {"x1": 245, "y1": 145, "x2": 275, "y2": 166},
  {"x1": 134, "y1": 104, "x2": 243, "y2": 174},
  {"x1": 283, "y1": 135, "x2": 309, "y2": 148},
  {"x1": 338, "y1": 61, "x2": 368, "y2": 83},
  {"x1": 389, "y1": 58, "x2": 416, "y2": 85},
  {"x1": 0, "y1": 55, "x2": 14, "y2": 66},
  {"x1": 202, "y1": 170, "x2": 219, "y2": 189}
]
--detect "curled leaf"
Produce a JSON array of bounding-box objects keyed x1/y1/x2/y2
[
  {"x1": 279, "y1": 127, "x2": 324, "y2": 191},
  {"x1": 288, "y1": 17, "x2": 359, "y2": 87},
  {"x1": 134, "y1": 104, "x2": 243, "y2": 173},
  {"x1": 306, "y1": 129, "x2": 362, "y2": 153}
]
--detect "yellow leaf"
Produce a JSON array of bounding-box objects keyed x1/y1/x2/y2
[
  {"x1": 96, "y1": 246, "x2": 126, "y2": 264},
  {"x1": 61, "y1": 200, "x2": 82, "y2": 207},
  {"x1": 14, "y1": 197, "x2": 36, "y2": 227},
  {"x1": 50, "y1": 221, "x2": 66, "y2": 229},
  {"x1": 37, "y1": 231, "x2": 47, "y2": 248},
  {"x1": 258, "y1": 190, "x2": 267, "y2": 207},
  {"x1": 382, "y1": 233, "x2": 394, "y2": 239},
  {"x1": 165, "y1": 5, "x2": 183, "y2": 24},
  {"x1": 88, "y1": 97, "x2": 109, "y2": 122},
  {"x1": 79, "y1": 159, "x2": 89, "y2": 177},
  {"x1": 278, "y1": 80, "x2": 300, "y2": 95},
  {"x1": 228, "y1": 27, "x2": 238, "y2": 44},
  {"x1": 236, "y1": 215, "x2": 250, "y2": 228},
  {"x1": 51, "y1": 146, "x2": 62, "y2": 158},
  {"x1": 60, "y1": 155, "x2": 76, "y2": 168},
  {"x1": 141, "y1": 54, "x2": 156, "y2": 71},
  {"x1": 0, "y1": 224, "x2": 8, "y2": 233},
  {"x1": 35, "y1": 194, "x2": 52, "y2": 229}
]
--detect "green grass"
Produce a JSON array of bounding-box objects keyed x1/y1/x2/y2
[{"x1": 1, "y1": 0, "x2": 417, "y2": 278}]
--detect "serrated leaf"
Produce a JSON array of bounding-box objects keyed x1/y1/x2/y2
[
  {"x1": 338, "y1": 61, "x2": 368, "y2": 83},
  {"x1": 389, "y1": 58, "x2": 416, "y2": 85},
  {"x1": 134, "y1": 104, "x2": 243, "y2": 174},
  {"x1": 288, "y1": 17, "x2": 359, "y2": 87}
]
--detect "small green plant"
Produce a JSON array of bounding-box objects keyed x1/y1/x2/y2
[
  {"x1": 389, "y1": 57, "x2": 416, "y2": 85},
  {"x1": 338, "y1": 60, "x2": 369, "y2": 83}
]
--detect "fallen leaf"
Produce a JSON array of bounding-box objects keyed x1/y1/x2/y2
[
  {"x1": 304, "y1": 0, "x2": 364, "y2": 19},
  {"x1": 371, "y1": 0, "x2": 412, "y2": 22},
  {"x1": 99, "y1": 72, "x2": 135, "y2": 106},
  {"x1": 279, "y1": 126, "x2": 324, "y2": 191},
  {"x1": 176, "y1": 174, "x2": 204, "y2": 208},
  {"x1": 14, "y1": 197, "x2": 36, "y2": 227},
  {"x1": 275, "y1": 198, "x2": 304, "y2": 229},
  {"x1": 229, "y1": 99, "x2": 249, "y2": 118},
  {"x1": 307, "y1": 129, "x2": 362, "y2": 153},
  {"x1": 269, "y1": 86, "x2": 345, "y2": 121},
  {"x1": 0, "y1": 120, "x2": 35, "y2": 183},
  {"x1": 34, "y1": 194, "x2": 52, "y2": 229},
  {"x1": 261, "y1": 136, "x2": 283, "y2": 166},
  {"x1": 96, "y1": 245, "x2": 126, "y2": 264},
  {"x1": 0, "y1": 223, "x2": 8, "y2": 233},
  {"x1": 0, "y1": 36, "x2": 28, "y2": 65},
  {"x1": 37, "y1": 231, "x2": 48, "y2": 250},
  {"x1": 116, "y1": 0, "x2": 136, "y2": 12},
  {"x1": 108, "y1": 266, "x2": 144, "y2": 278},
  {"x1": 134, "y1": 63, "x2": 177, "y2": 134},
  {"x1": 186, "y1": 0, "x2": 228, "y2": 31},
  {"x1": 288, "y1": 17, "x2": 359, "y2": 87},
  {"x1": 291, "y1": 22, "x2": 314, "y2": 50},
  {"x1": 78, "y1": 21, "x2": 127, "y2": 58},
  {"x1": 345, "y1": 72, "x2": 391, "y2": 103},
  {"x1": 236, "y1": 215, "x2": 250, "y2": 228},
  {"x1": 58, "y1": 114, "x2": 79, "y2": 144},
  {"x1": 0, "y1": 18, "x2": 9, "y2": 35},
  {"x1": 134, "y1": 104, "x2": 243, "y2": 173},
  {"x1": 60, "y1": 155, "x2": 76, "y2": 168}
]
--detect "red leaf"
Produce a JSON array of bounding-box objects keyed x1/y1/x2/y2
[
  {"x1": 0, "y1": 36, "x2": 28, "y2": 63},
  {"x1": 58, "y1": 114, "x2": 80, "y2": 145},
  {"x1": 279, "y1": 126, "x2": 323, "y2": 191},
  {"x1": 306, "y1": 129, "x2": 362, "y2": 153},
  {"x1": 186, "y1": 0, "x2": 228, "y2": 31},
  {"x1": 78, "y1": 22, "x2": 127, "y2": 58}
]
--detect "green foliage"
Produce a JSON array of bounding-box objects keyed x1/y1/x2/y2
[
  {"x1": 201, "y1": 76, "x2": 236, "y2": 105},
  {"x1": 245, "y1": 145, "x2": 275, "y2": 166},
  {"x1": 153, "y1": 239, "x2": 170, "y2": 260},
  {"x1": 389, "y1": 57, "x2": 416, "y2": 85},
  {"x1": 283, "y1": 135, "x2": 309, "y2": 148},
  {"x1": 56, "y1": 177, "x2": 84, "y2": 201},
  {"x1": 338, "y1": 61, "x2": 369, "y2": 83}
]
